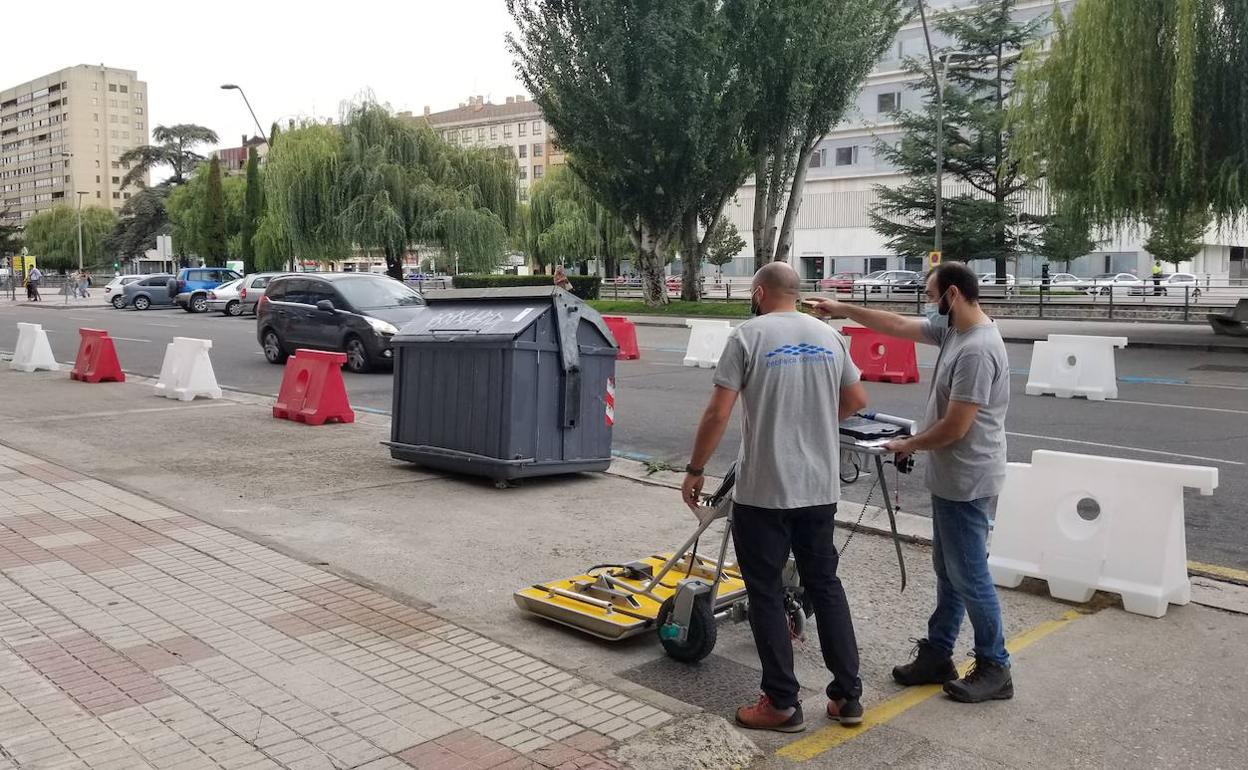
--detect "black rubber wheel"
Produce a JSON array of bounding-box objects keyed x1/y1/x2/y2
[
  {"x1": 262, "y1": 329, "x2": 288, "y2": 364},
  {"x1": 657, "y1": 595, "x2": 717, "y2": 663},
  {"x1": 226, "y1": 300, "x2": 242, "y2": 317},
  {"x1": 190, "y1": 294, "x2": 208, "y2": 313},
  {"x1": 110, "y1": 295, "x2": 125, "y2": 309},
  {"x1": 133, "y1": 295, "x2": 151, "y2": 311},
  {"x1": 344, "y1": 336, "x2": 372, "y2": 374}
]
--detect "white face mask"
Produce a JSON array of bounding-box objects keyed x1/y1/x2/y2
[{"x1": 924, "y1": 288, "x2": 953, "y2": 330}]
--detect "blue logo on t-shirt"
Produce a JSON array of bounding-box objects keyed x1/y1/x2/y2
[{"x1": 764, "y1": 342, "x2": 837, "y2": 367}]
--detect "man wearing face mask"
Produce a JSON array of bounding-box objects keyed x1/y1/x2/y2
[
  {"x1": 805, "y1": 261, "x2": 1012, "y2": 704},
  {"x1": 684, "y1": 262, "x2": 869, "y2": 732}
]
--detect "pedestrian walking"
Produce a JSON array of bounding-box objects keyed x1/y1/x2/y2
[
  {"x1": 77, "y1": 270, "x2": 90, "y2": 299},
  {"x1": 27, "y1": 266, "x2": 42, "y2": 301},
  {"x1": 1152, "y1": 260, "x2": 1163, "y2": 296},
  {"x1": 683, "y1": 261, "x2": 869, "y2": 733},
  {"x1": 807, "y1": 261, "x2": 1013, "y2": 704}
]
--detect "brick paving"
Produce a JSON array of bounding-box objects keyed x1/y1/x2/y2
[{"x1": 0, "y1": 446, "x2": 668, "y2": 769}]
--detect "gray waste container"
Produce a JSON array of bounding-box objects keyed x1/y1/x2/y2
[{"x1": 385, "y1": 286, "x2": 618, "y2": 482}]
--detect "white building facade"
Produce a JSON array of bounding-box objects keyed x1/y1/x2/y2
[{"x1": 718, "y1": 0, "x2": 1246, "y2": 282}]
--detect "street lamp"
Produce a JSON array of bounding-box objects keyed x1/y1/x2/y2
[{"x1": 219, "y1": 84, "x2": 269, "y2": 145}]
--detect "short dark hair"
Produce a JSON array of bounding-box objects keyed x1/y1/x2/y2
[{"x1": 928, "y1": 261, "x2": 980, "y2": 302}]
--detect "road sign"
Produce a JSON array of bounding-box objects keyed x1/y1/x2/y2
[{"x1": 928, "y1": 250, "x2": 942, "y2": 267}]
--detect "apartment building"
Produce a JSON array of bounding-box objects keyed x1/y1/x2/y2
[
  {"x1": 719, "y1": 0, "x2": 1245, "y2": 280},
  {"x1": 1, "y1": 65, "x2": 150, "y2": 229},
  {"x1": 401, "y1": 95, "x2": 565, "y2": 201},
  {"x1": 216, "y1": 134, "x2": 268, "y2": 175}
]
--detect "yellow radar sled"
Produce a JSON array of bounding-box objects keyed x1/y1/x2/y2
[{"x1": 513, "y1": 464, "x2": 810, "y2": 662}]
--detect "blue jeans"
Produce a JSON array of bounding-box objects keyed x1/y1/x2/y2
[{"x1": 927, "y1": 495, "x2": 1009, "y2": 666}]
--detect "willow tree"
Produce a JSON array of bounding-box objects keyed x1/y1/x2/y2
[
  {"x1": 509, "y1": 0, "x2": 756, "y2": 304},
  {"x1": 22, "y1": 205, "x2": 117, "y2": 270},
  {"x1": 525, "y1": 165, "x2": 632, "y2": 276},
  {"x1": 263, "y1": 123, "x2": 346, "y2": 268},
  {"x1": 1017, "y1": 0, "x2": 1248, "y2": 227}
]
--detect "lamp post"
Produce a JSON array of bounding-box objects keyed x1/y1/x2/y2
[{"x1": 220, "y1": 84, "x2": 269, "y2": 145}]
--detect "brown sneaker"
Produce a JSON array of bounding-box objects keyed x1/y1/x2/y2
[
  {"x1": 735, "y1": 694, "x2": 805, "y2": 733},
  {"x1": 826, "y1": 697, "x2": 864, "y2": 726}
]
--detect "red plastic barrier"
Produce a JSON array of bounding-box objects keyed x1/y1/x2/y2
[
  {"x1": 70, "y1": 328, "x2": 125, "y2": 383},
  {"x1": 843, "y1": 326, "x2": 919, "y2": 384},
  {"x1": 603, "y1": 315, "x2": 640, "y2": 360},
  {"x1": 272, "y1": 349, "x2": 355, "y2": 425}
]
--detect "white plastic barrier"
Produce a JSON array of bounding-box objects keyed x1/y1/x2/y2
[
  {"x1": 1025, "y1": 334, "x2": 1128, "y2": 401},
  {"x1": 988, "y1": 450, "x2": 1217, "y2": 618},
  {"x1": 154, "y1": 337, "x2": 222, "y2": 402},
  {"x1": 683, "y1": 320, "x2": 732, "y2": 368},
  {"x1": 10, "y1": 322, "x2": 59, "y2": 373}
]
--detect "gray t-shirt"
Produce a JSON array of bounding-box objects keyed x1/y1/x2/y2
[
  {"x1": 713, "y1": 312, "x2": 860, "y2": 509},
  {"x1": 921, "y1": 319, "x2": 1010, "y2": 501}
]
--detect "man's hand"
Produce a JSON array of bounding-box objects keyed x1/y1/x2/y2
[
  {"x1": 802, "y1": 297, "x2": 850, "y2": 319},
  {"x1": 682, "y1": 473, "x2": 706, "y2": 512},
  {"x1": 884, "y1": 437, "x2": 915, "y2": 466}
]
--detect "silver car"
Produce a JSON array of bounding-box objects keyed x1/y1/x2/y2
[
  {"x1": 237, "y1": 272, "x2": 291, "y2": 315},
  {"x1": 205, "y1": 278, "x2": 245, "y2": 316}
]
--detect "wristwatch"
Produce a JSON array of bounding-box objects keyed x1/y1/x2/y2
[{"x1": 685, "y1": 464, "x2": 704, "y2": 476}]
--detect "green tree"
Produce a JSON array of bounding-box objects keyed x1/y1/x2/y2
[
  {"x1": 871, "y1": 0, "x2": 1046, "y2": 279},
  {"x1": 1036, "y1": 196, "x2": 1099, "y2": 272},
  {"x1": 705, "y1": 219, "x2": 746, "y2": 277},
  {"x1": 166, "y1": 162, "x2": 246, "y2": 263},
  {"x1": 240, "y1": 146, "x2": 262, "y2": 274},
  {"x1": 1017, "y1": 0, "x2": 1248, "y2": 226},
  {"x1": 201, "y1": 156, "x2": 228, "y2": 262},
  {"x1": 21, "y1": 205, "x2": 117, "y2": 271},
  {"x1": 263, "y1": 122, "x2": 345, "y2": 266},
  {"x1": 0, "y1": 207, "x2": 21, "y2": 258},
  {"x1": 105, "y1": 189, "x2": 169, "y2": 261},
  {"x1": 1143, "y1": 207, "x2": 1208, "y2": 269},
  {"x1": 748, "y1": 0, "x2": 904, "y2": 268},
  {"x1": 508, "y1": 0, "x2": 756, "y2": 304},
  {"x1": 525, "y1": 165, "x2": 632, "y2": 276},
  {"x1": 120, "y1": 124, "x2": 220, "y2": 189}
]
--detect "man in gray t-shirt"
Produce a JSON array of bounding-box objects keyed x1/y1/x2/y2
[
  {"x1": 682, "y1": 262, "x2": 869, "y2": 733},
  {"x1": 807, "y1": 261, "x2": 1014, "y2": 705}
]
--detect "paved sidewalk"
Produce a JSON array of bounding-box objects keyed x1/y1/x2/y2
[{"x1": 0, "y1": 446, "x2": 665, "y2": 770}]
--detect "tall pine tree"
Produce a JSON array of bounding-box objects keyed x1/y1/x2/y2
[
  {"x1": 240, "y1": 146, "x2": 262, "y2": 274},
  {"x1": 870, "y1": 0, "x2": 1045, "y2": 279},
  {"x1": 202, "y1": 155, "x2": 228, "y2": 263}
]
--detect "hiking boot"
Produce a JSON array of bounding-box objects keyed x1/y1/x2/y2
[
  {"x1": 943, "y1": 656, "x2": 1013, "y2": 703},
  {"x1": 892, "y1": 638, "x2": 958, "y2": 686},
  {"x1": 735, "y1": 694, "x2": 805, "y2": 733},
  {"x1": 826, "y1": 697, "x2": 864, "y2": 726}
]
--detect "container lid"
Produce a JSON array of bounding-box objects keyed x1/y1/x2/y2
[{"x1": 391, "y1": 299, "x2": 549, "y2": 343}]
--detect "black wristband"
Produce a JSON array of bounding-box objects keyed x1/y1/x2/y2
[{"x1": 685, "y1": 464, "x2": 704, "y2": 476}]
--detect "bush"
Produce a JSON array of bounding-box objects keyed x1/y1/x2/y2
[{"x1": 452, "y1": 273, "x2": 602, "y2": 300}]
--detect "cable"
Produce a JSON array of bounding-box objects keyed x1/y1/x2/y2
[{"x1": 839, "y1": 474, "x2": 880, "y2": 557}]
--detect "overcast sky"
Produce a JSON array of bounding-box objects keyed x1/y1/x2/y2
[{"x1": 9, "y1": 0, "x2": 526, "y2": 154}]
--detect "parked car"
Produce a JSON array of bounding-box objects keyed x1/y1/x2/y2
[
  {"x1": 978, "y1": 273, "x2": 1017, "y2": 296},
  {"x1": 205, "y1": 279, "x2": 245, "y2": 316},
  {"x1": 171, "y1": 267, "x2": 243, "y2": 313},
  {"x1": 236, "y1": 272, "x2": 291, "y2": 315},
  {"x1": 1084, "y1": 272, "x2": 1140, "y2": 295},
  {"x1": 257, "y1": 273, "x2": 425, "y2": 373},
  {"x1": 121, "y1": 274, "x2": 176, "y2": 310},
  {"x1": 104, "y1": 275, "x2": 144, "y2": 309},
  {"x1": 1128, "y1": 271, "x2": 1203, "y2": 297},
  {"x1": 856, "y1": 270, "x2": 920, "y2": 293},
  {"x1": 819, "y1": 272, "x2": 862, "y2": 292}
]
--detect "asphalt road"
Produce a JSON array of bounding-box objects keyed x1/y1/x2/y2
[{"x1": 2, "y1": 300, "x2": 1246, "y2": 570}]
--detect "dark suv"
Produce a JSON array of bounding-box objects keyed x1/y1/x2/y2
[{"x1": 256, "y1": 273, "x2": 425, "y2": 373}]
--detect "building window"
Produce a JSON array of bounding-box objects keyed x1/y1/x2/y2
[
  {"x1": 95, "y1": 175, "x2": 101, "y2": 183},
  {"x1": 112, "y1": 176, "x2": 120, "y2": 184},
  {"x1": 533, "y1": 144, "x2": 543, "y2": 157},
  {"x1": 518, "y1": 145, "x2": 527, "y2": 159},
  {"x1": 533, "y1": 165, "x2": 544, "y2": 178},
  {"x1": 477, "y1": 127, "x2": 485, "y2": 140},
  {"x1": 519, "y1": 167, "x2": 527, "y2": 180},
  {"x1": 834, "y1": 146, "x2": 858, "y2": 166},
  {"x1": 877, "y1": 92, "x2": 900, "y2": 113},
  {"x1": 109, "y1": 99, "x2": 117, "y2": 108},
  {"x1": 533, "y1": 120, "x2": 542, "y2": 134},
  {"x1": 94, "y1": 160, "x2": 99, "y2": 168},
  {"x1": 119, "y1": 85, "x2": 128, "y2": 93},
  {"x1": 112, "y1": 191, "x2": 120, "y2": 199},
  {"x1": 110, "y1": 131, "x2": 118, "y2": 139},
  {"x1": 122, "y1": 131, "x2": 129, "y2": 139},
  {"x1": 123, "y1": 192, "x2": 130, "y2": 199},
  {"x1": 134, "y1": 107, "x2": 143, "y2": 115},
  {"x1": 91, "y1": 97, "x2": 98, "y2": 105},
  {"x1": 134, "y1": 122, "x2": 143, "y2": 130},
  {"x1": 490, "y1": 126, "x2": 497, "y2": 140},
  {"x1": 809, "y1": 149, "x2": 826, "y2": 168},
  {"x1": 518, "y1": 122, "x2": 527, "y2": 137},
  {"x1": 110, "y1": 114, "x2": 117, "y2": 124},
  {"x1": 95, "y1": 191, "x2": 100, "y2": 198},
  {"x1": 460, "y1": 129, "x2": 470, "y2": 141},
  {"x1": 108, "y1": 84, "x2": 117, "y2": 92},
  {"x1": 503, "y1": 124, "x2": 512, "y2": 138},
  {"x1": 92, "y1": 82, "x2": 98, "y2": 91},
  {"x1": 93, "y1": 113, "x2": 99, "y2": 122},
  {"x1": 112, "y1": 161, "x2": 120, "y2": 169},
  {"x1": 519, "y1": 188, "x2": 529, "y2": 202}
]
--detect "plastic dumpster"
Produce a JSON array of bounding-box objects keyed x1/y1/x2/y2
[{"x1": 385, "y1": 286, "x2": 619, "y2": 483}]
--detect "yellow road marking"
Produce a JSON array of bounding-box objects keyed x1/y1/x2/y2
[
  {"x1": 1189, "y1": 561, "x2": 1248, "y2": 584},
  {"x1": 777, "y1": 609, "x2": 1085, "y2": 762}
]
